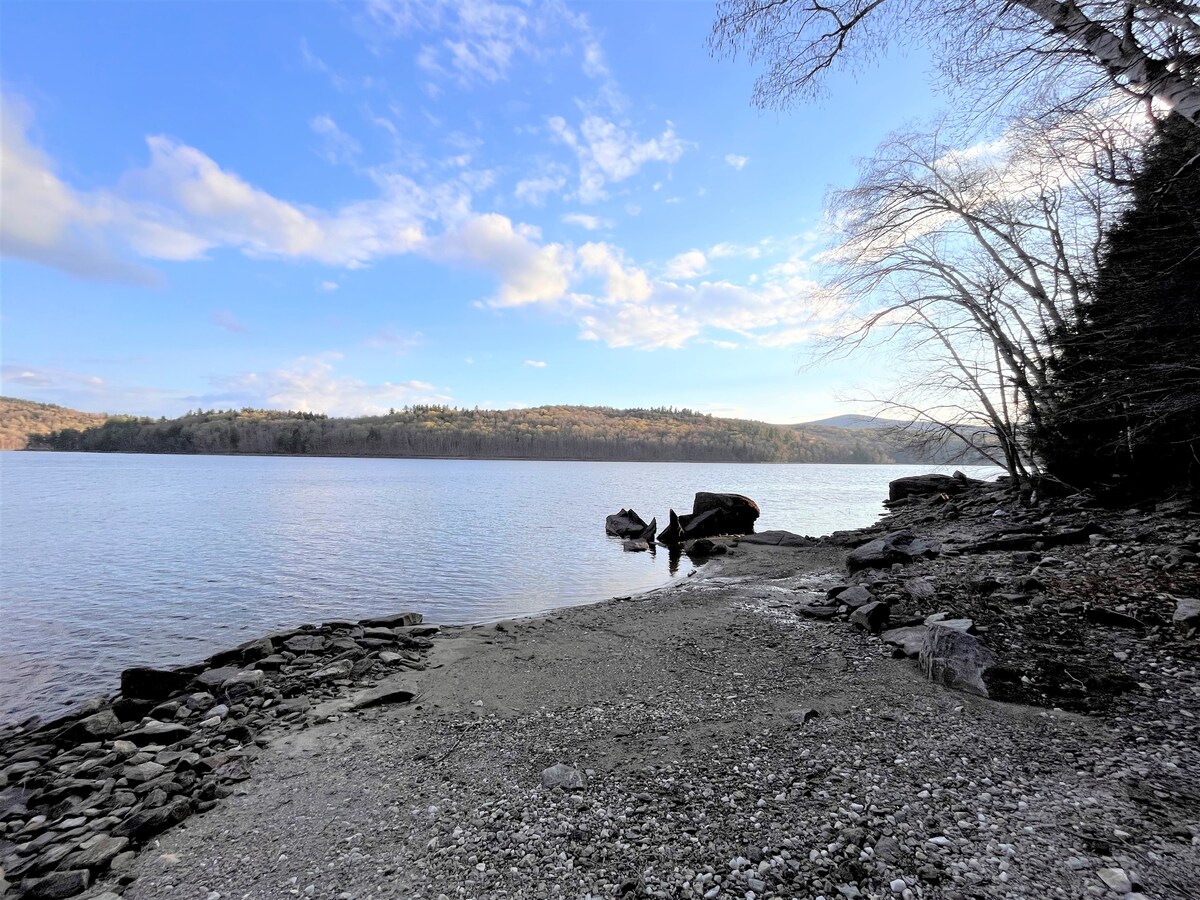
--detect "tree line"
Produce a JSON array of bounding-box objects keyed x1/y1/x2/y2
[{"x1": 28, "y1": 404, "x2": 992, "y2": 465}]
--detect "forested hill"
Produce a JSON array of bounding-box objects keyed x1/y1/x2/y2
[
  {"x1": 0, "y1": 397, "x2": 108, "y2": 450},
  {"x1": 29, "y1": 404, "x2": 991, "y2": 465}
]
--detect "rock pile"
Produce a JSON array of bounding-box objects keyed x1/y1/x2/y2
[{"x1": 0, "y1": 613, "x2": 434, "y2": 899}]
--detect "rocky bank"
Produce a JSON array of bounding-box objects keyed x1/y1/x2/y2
[{"x1": 1, "y1": 476, "x2": 1198, "y2": 900}]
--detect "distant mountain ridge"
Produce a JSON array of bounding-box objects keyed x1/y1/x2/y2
[
  {"x1": 19, "y1": 401, "x2": 995, "y2": 465},
  {"x1": 800, "y1": 415, "x2": 909, "y2": 430}
]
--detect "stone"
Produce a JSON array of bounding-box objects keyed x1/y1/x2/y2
[
  {"x1": 738, "y1": 530, "x2": 816, "y2": 547},
  {"x1": 113, "y1": 795, "x2": 191, "y2": 841},
  {"x1": 904, "y1": 577, "x2": 936, "y2": 602},
  {"x1": 881, "y1": 625, "x2": 928, "y2": 658},
  {"x1": 1096, "y1": 868, "x2": 1132, "y2": 893},
  {"x1": 1172, "y1": 596, "x2": 1200, "y2": 630},
  {"x1": 657, "y1": 493, "x2": 760, "y2": 544},
  {"x1": 919, "y1": 624, "x2": 995, "y2": 697},
  {"x1": 686, "y1": 538, "x2": 727, "y2": 557},
  {"x1": 787, "y1": 708, "x2": 819, "y2": 724},
  {"x1": 119, "y1": 720, "x2": 191, "y2": 746},
  {"x1": 282, "y1": 634, "x2": 328, "y2": 654},
  {"x1": 605, "y1": 508, "x2": 653, "y2": 539},
  {"x1": 238, "y1": 637, "x2": 274, "y2": 662},
  {"x1": 540, "y1": 763, "x2": 587, "y2": 791},
  {"x1": 359, "y1": 611, "x2": 423, "y2": 628},
  {"x1": 849, "y1": 601, "x2": 890, "y2": 634},
  {"x1": 833, "y1": 585, "x2": 874, "y2": 609},
  {"x1": 190, "y1": 666, "x2": 244, "y2": 690},
  {"x1": 797, "y1": 604, "x2": 840, "y2": 620},
  {"x1": 310, "y1": 660, "x2": 354, "y2": 681},
  {"x1": 622, "y1": 539, "x2": 650, "y2": 552},
  {"x1": 120, "y1": 667, "x2": 191, "y2": 702},
  {"x1": 184, "y1": 692, "x2": 216, "y2": 711},
  {"x1": 874, "y1": 836, "x2": 901, "y2": 862},
  {"x1": 888, "y1": 473, "x2": 974, "y2": 501},
  {"x1": 64, "y1": 834, "x2": 128, "y2": 870},
  {"x1": 847, "y1": 531, "x2": 941, "y2": 572},
  {"x1": 122, "y1": 761, "x2": 166, "y2": 784},
  {"x1": 18, "y1": 869, "x2": 91, "y2": 899},
  {"x1": 221, "y1": 670, "x2": 265, "y2": 701},
  {"x1": 61, "y1": 709, "x2": 124, "y2": 743},
  {"x1": 1085, "y1": 607, "x2": 1146, "y2": 630},
  {"x1": 351, "y1": 687, "x2": 416, "y2": 710}
]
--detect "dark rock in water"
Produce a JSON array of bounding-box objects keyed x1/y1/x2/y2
[
  {"x1": 847, "y1": 531, "x2": 941, "y2": 572},
  {"x1": 18, "y1": 869, "x2": 91, "y2": 899},
  {"x1": 919, "y1": 624, "x2": 995, "y2": 697},
  {"x1": 606, "y1": 508, "x2": 652, "y2": 538},
  {"x1": 638, "y1": 517, "x2": 657, "y2": 542},
  {"x1": 120, "y1": 667, "x2": 191, "y2": 702},
  {"x1": 622, "y1": 539, "x2": 650, "y2": 552},
  {"x1": 740, "y1": 530, "x2": 816, "y2": 547},
  {"x1": 657, "y1": 492, "x2": 761, "y2": 544},
  {"x1": 850, "y1": 600, "x2": 890, "y2": 634},
  {"x1": 359, "y1": 611, "x2": 423, "y2": 628},
  {"x1": 685, "y1": 538, "x2": 727, "y2": 557},
  {"x1": 888, "y1": 473, "x2": 975, "y2": 502}
]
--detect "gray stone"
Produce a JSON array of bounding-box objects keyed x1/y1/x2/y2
[
  {"x1": 221, "y1": 669, "x2": 265, "y2": 700},
  {"x1": 739, "y1": 530, "x2": 815, "y2": 547},
  {"x1": 62, "y1": 709, "x2": 124, "y2": 742},
  {"x1": 1173, "y1": 596, "x2": 1200, "y2": 630},
  {"x1": 190, "y1": 666, "x2": 244, "y2": 690},
  {"x1": 834, "y1": 585, "x2": 874, "y2": 608},
  {"x1": 310, "y1": 660, "x2": 353, "y2": 681},
  {"x1": 847, "y1": 531, "x2": 940, "y2": 572},
  {"x1": 351, "y1": 687, "x2": 416, "y2": 710},
  {"x1": 283, "y1": 634, "x2": 328, "y2": 654},
  {"x1": 904, "y1": 577, "x2": 936, "y2": 602},
  {"x1": 919, "y1": 624, "x2": 995, "y2": 697},
  {"x1": 540, "y1": 763, "x2": 587, "y2": 791},
  {"x1": 184, "y1": 691, "x2": 216, "y2": 711},
  {"x1": 1096, "y1": 868, "x2": 1132, "y2": 893},
  {"x1": 120, "y1": 667, "x2": 191, "y2": 702},
  {"x1": 873, "y1": 835, "x2": 902, "y2": 862},
  {"x1": 849, "y1": 600, "x2": 890, "y2": 634},
  {"x1": 64, "y1": 834, "x2": 128, "y2": 870},
  {"x1": 18, "y1": 869, "x2": 91, "y2": 899},
  {"x1": 359, "y1": 611, "x2": 423, "y2": 628},
  {"x1": 113, "y1": 795, "x2": 191, "y2": 840},
  {"x1": 881, "y1": 625, "x2": 927, "y2": 658},
  {"x1": 622, "y1": 539, "x2": 650, "y2": 552},
  {"x1": 122, "y1": 761, "x2": 166, "y2": 784},
  {"x1": 119, "y1": 720, "x2": 191, "y2": 746}
]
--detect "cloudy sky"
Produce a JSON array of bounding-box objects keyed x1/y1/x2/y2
[{"x1": 1, "y1": 0, "x2": 941, "y2": 422}]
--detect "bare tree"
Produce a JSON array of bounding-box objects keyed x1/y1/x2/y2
[
  {"x1": 711, "y1": 0, "x2": 1200, "y2": 125},
  {"x1": 817, "y1": 110, "x2": 1144, "y2": 480}
]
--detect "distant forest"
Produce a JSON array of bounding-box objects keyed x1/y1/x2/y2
[
  {"x1": 25, "y1": 402, "x2": 991, "y2": 465},
  {"x1": 0, "y1": 397, "x2": 108, "y2": 450}
]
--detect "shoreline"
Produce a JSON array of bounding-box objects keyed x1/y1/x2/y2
[{"x1": 3, "y1": 478, "x2": 1198, "y2": 899}]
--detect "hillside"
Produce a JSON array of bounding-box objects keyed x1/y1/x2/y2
[
  {"x1": 0, "y1": 397, "x2": 108, "y2": 450},
  {"x1": 29, "y1": 403, "x2": 995, "y2": 465}
]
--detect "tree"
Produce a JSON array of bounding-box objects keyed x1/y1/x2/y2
[
  {"x1": 711, "y1": 1, "x2": 1200, "y2": 126},
  {"x1": 814, "y1": 109, "x2": 1143, "y2": 480},
  {"x1": 1035, "y1": 113, "x2": 1200, "y2": 494}
]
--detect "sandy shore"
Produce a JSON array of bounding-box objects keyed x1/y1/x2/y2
[{"x1": 96, "y1": 540, "x2": 1195, "y2": 900}]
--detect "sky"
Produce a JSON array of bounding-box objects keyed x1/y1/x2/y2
[{"x1": 0, "y1": 0, "x2": 945, "y2": 423}]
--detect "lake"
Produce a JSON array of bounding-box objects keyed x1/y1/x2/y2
[{"x1": 0, "y1": 453, "x2": 1000, "y2": 724}]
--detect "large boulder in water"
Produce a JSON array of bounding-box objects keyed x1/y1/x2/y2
[
  {"x1": 888, "y1": 472, "x2": 977, "y2": 502},
  {"x1": 605, "y1": 508, "x2": 656, "y2": 540},
  {"x1": 656, "y1": 493, "x2": 760, "y2": 545}
]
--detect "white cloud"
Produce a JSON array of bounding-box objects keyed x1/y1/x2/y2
[
  {"x1": 433, "y1": 213, "x2": 572, "y2": 307},
  {"x1": 310, "y1": 115, "x2": 361, "y2": 164},
  {"x1": 365, "y1": 326, "x2": 424, "y2": 351},
  {"x1": 523, "y1": 359, "x2": 547, "y2": 368},
  {"x1": 319, "y1": 280, "x2": 340, "y2": 292},
  {"x1": 549, "y1": 114, "x2": 687, "y2": 203},
  {"x1": 663, "y1": 249, "x2": 708, "y2": 280},
  {"x1": 211, "y1": 310, "x2": 247, "y2": 333},
  {"x1": 561, "y1": 212, "x2": 611, "y2": 231},
  {"x1": 513, "y1": 167, "x2": 567, "y2": 206},
  {"x1": 725, "y1": 153, "x2": 749, "y2": 170}
]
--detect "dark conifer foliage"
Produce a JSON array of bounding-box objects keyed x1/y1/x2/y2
[{"x1": 1036, "y1": 115, "x2": 1200, "y2": 496}]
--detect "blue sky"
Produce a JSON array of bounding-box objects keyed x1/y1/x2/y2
[{"x1": 1, "y1": 0, "x2": 942, "y2": 422}]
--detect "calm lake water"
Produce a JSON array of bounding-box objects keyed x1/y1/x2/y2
[{"x1": 0, "y1": 453, "x2": 999, "y2": 724}]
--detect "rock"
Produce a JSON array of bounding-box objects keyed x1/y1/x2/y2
[
  {"x1": 606, "y1": 508, "x2": 653, "y2": 538},
  {"x1": 797, "y1": 604, "x2": 841, "y2": 620},
  {"x1": 540, "y1": 763, "x2": 587, "y2": 791},
  {"x1": 351, "y1": 687, "x2": 416, "y2": 710},
  {"x1": 1085, "y1": 608, "x2": 1146, "y2": 630},
  {"x1": 60, "y1": 709, "x2": 124, "y2": 743},
  {"x1": 874, "y1": 835, "x2": 902, "y2": 861},
  {"x1": 656, "y1": 509, "x2": 687, "y2": 546},
  {"x1": 833, "y1": 585, "x2": 874, "y2": 609},
  {"x1": 18, "y1": 869, "x2": 91, "y2": 899},
  {"x1": 686, "y1": 538, "x2": 727, "y2": 557},
  {"x1": 120, "y1": 667, "x2": 191, "y2": 702},
  {"x1": 1172, "y1": 596, "x2": 1200, "y2": 631},
  {"x1": 310, "y1": 660, "x2": 354, "y2": 681},
  {"x1": 888, "y1": 473, "x2": 975, "y2": 502},
  {"x1": 239, "y1": 637, "x2": 274, "y2": 662},
  {"x1": 359, "y1": 611, "x2": 423, "y2": 628},
  {"x1": 119, "y1": 720, "x2": 192, "y2": 746},
  {"x1": 849, "y1": 601, "x2": 890, "y2": 634},
  {"x1": 787, "y1": 708, "x2": 819, "y2": 724},
  {"x1": 64, "y1": 835, "x2": 128, "y2": 870},
  {"x1": 1096, "y1": 868, "x2": 1132, "y2": 893},
  {"x1": 919, "y1": 624, "x2": 995, "y2": 697},
  {"x1": 881, "y1": 625, "x2": 927, "y2": 657},
  {"x1": 221, "y1": 669, "x2": 266, "y2": 700},
  {"x1": 922, "y1": 613, "x2": 974, "y2": 632},
  {"x1": 282, "y1": 634, "x2": 327, "y2": 654},
  {"x1": 122, "y1": 761, "x2": 166, "y2": 784},
  {"x1": 184, "y1": 691, "x2": 216, "y2": 711},
  {"x1": 657, "y1": 493, "x2": 760, "y2": 544},
  {"x1": 113, "y1": 795, "x2": 191, "y2": 841},
  {"x1": 847, "y1": 531, "x2": 941, "y2": 572},
  {"x1": 190, "y1": 666, "x2": 244, "y2": 691},
  {"x1": 622, "y1": 539, "x2": 650, "y2": 552},
  {"x1": 904, "y1": 577, "x2": 936, "y2": 602},
  {"x1": 738, "y1": 530, "x2": 816, "y2": 547}
]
